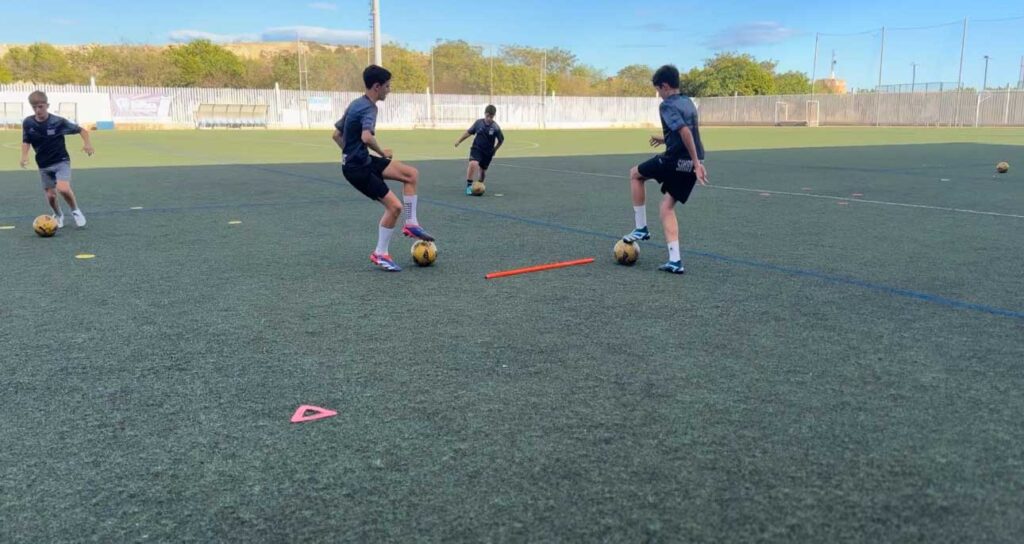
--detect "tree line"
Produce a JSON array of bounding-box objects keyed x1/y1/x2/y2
[{"x1": 0, "y1": 40, "x2": 834, "y2": 97}]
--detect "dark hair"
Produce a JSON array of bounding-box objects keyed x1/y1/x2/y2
[
  {"x1": 363, "y1": 65, "x2": 392, "y2": 89},
  {"x1": 484, "y1": 104, "x2": 496, "y2": 116},
  {"x1": 651, "y1": 65, "x2": 680, "y2": 89},
  {"x1": 28, "y1": 90, "x2": 48, "y2": 104}
]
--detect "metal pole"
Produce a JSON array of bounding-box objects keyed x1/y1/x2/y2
[
  {"x1": 430, "y1": 43, "x2": 436, "y2": 126},
  {"x1": 954, "y1": 17, "x2": 968, "y2": 126},
  {"x1": 810, "y1": 33, "x2": 819, "y2": 96},
  {"x1": 876, "y1": 27, "x2": 885, "y2": 126},
  {"x1": 489, "y1": 45, "x2": 494, "y2": 103},
  {"x1": 982, "y1": 55, "x2": 990, "y2": 90},
  {"x1": 1019, "y1": 56, "x2": 1024, "y2": 89},
  {"x1": 371, "y1": 0, "x2": 382, "y2": 65},
  {"x1": 1005, "y1": 87, "x2": 1011, "y2": 125},
  {"x1": 430, "y1": 43, "x2": 436, "y2": 93},
  {"x1": 541, "y1": 50, "x2": 547, "y2": 128},
  {"x1": 911, "y1": 62, "x2": 916, "y2": 93}
]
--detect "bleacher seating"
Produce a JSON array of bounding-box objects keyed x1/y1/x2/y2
[{"x1": 195, "y1": 104, "x2": 270, "y2": 129}]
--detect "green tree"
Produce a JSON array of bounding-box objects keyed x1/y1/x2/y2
[
  {"x1": 2, "y1": 43, "x2": 82, "y2": 84},
  {"x1": 164, "y1": 40, "x2": 245, "y2": 87},
  {"x1": 688, "y1": 53, "x2": 776, "y2": 97},
  {"x1": 431, "y1": 40, "x2": 488, "y2": 94},
  {"x1": 270, "y1": 51, "x2": 299, "y2": 89},
  {"x1": 554, "y1": 64, "x2": 605, "y2": 96},
  {"x1": 607, "y1": 64, "x2": 656, "y2": 96},
  {"x1": 774, "y1": 70, "x2": 811, "y2": 95},
  {"x1": 383, "y1": 44, "x2": 428, "y2": 92},
  {"x1": 67, "y1": 45, "x2": 175, "y2": 86},
  {"x1": 0, "y1": 63, "x2": 11, "y2": 83}
]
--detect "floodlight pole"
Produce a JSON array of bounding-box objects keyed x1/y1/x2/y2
[
  {"x1": 982, "y1": 55, "x2": 990, "y2": 91},
  {"x1": 875, "y1": 27, "x2": 885, "y2": 126},
  {"x1": 810, "y1": 33, "x2": 819, "y2": 96},
  {"x1": 954, "y1": 17, "x2": 968, "y2": 126},
  {"x1": 371, "y1": 0, "x2": 382, "y2": 65}
]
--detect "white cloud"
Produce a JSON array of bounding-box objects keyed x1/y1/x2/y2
[
  {"x1": 704, "y1": 22, "x2": 801, "y2": 50},
  {"x1": 169, "y1": 29, "x2": 258, "y2": 43},
  {"x1": 169, "y1": 25, "x2": 384, "y2": 46},
  {"x1": 308, "y1": 2, "x2": 337, "y2": 10},
  {"x1": 261, "y1": 26, "x2": 374, "y2": 45}
]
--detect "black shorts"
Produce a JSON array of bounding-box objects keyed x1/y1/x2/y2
[
  {"x1": 342, "y1": 156, "x2": 392, "y2": 200},
  {"x1": 637, "y1": 155, "x2": 698, "y2": 204},
  {"x1": 469, "y1": 148, "x2": 494, "y2": 170}
]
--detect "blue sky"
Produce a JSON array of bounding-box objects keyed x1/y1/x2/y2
[{"x1": 4, "y1": 0, "x2": 1023, "y2": 89}]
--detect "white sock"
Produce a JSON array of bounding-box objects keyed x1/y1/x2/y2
[
  {"x1": 668, "y1": 240, "x2": 681, "y2": 262},
  {"x1": 633, "y1": 205, "x2": 647, "y2": 230},
  {"x1": 403, "y1": 195, "x2": 418, "y2": 225},
  {"x1": 72, "y1": 208, "x2": 82, "y2": 215},
  {"x1": 375, "y1": 225, "x2": 394, "y2": 255}
]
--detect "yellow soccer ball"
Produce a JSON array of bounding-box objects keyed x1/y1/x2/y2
[
  {"x1": 32, "y1": 215, "x2": 58, "y2": 237},
  {"x1": 613, "y1": 240, "x2": 639, "y2": 266},
  {"x1": 470, "y1": 181, "x2": 486, "y2": 196},
  {"x1": 411, "y1": 240, "x2": 437, "y2": 267},
  {"x1": 996, "y1": 161, "x2": 1009, "y2": 174}
]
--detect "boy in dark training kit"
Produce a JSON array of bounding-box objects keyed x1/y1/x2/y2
[
  {"x1": 454, "y1": 105, "x2": 504, "y2": 195},
  {"x1": 20, "y1": 90, "x2": 94, "y2": 228},
  {"x1": 621, "y1": 64, "x2": 707, "y2": 274},
  {"x1": 334, "y1": 65, "x2": 434, "y2": 272}
]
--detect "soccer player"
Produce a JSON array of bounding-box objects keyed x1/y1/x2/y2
[
  {"x1": 621, "y1": 65, "x2": 707, "y2": 274},
  {"x1": 19, "y1": 91, "x2": 93, "y2": 228},
  {"x1": 454, "y1": 105, "x2": 504, "y2": 195},
  {"x1": 333, "y1": 65, "x2": 434, "y2": 272}
]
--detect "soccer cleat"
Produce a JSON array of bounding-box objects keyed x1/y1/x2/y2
[
  {"x1": 465, "y1": 185, "x2": 473, "y2": 196},
  {"x1": 658, "y1": 260, "x2": 685, "y2": 274},
  {"x1": 53, "y1": 214, "x2": 64, "y2": 229},
  {"x1": 370, "y1": 252, "x2": 402, "y2": 272},
  {"x1": 622, "y1": 226, "x2": 650, "y2": 243},
  {"x1": 71, "y1": 209, "x2": 86, "y2": 228},
  {"x1": 402, "y1": 224, "x2": 435, "y2": 242}
]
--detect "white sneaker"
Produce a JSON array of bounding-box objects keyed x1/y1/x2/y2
[
  {"x1": 72, "y1": 209, "x2": 86, "y2": 228},
  {"x1": 54, "y1": 214, "x2": 64, "y2": 228}
]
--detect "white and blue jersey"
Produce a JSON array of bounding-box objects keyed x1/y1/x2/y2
[
  {"x1": 658, "y1": 95, "x2": 703, "y2": 161},
  {"x1": 22, "y1": 114, "x2": 81, "y2": 168},
  {"x1": 336, "y1": 95, "x2": 378, "y2": 168},
  {"x1": 467, "y1": 119, "x2": 504, "y2": 155}
]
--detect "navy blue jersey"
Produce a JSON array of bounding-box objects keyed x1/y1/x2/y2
[
  {"x1": 336, "y1": 95, "x2": 378, "y2": 167},
  {"x1": 22, "y1": 114, "x2": 81, "y2": 168},
  {"x1": 659, "y1": 94, "x2": 703, "y2": 161},
  {"x1": 467, "y1": 119, "x2": 504, "y2": 154}
]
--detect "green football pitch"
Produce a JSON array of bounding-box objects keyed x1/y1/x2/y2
[{"x1": 1, "y1": 127, "x2": 1022, "y2": 542}]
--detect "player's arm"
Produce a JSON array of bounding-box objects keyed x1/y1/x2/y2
[
  {"x1": 454, "y1": 131, "x2": 472, "y2": 147},
  {"x1": 679, "y1": 126, "x2": 707, "y2": 185},
  {"x1": 361, "y1": 130, "x2": 391, "y2": 159},
  {"x1": 19, "y1": 124, "x2": 30, "y2": 168},
  {"x1": 78, "y1": 127, "x2": 94, "y2": 156},
  {"x1": 331, "y1": 129, "x2": 344, "y2": 150},
  {"x1": 493, "y1": 130, "x2": 504, "y2": 153},
  {"x1": 649, "y1": 135, "x2": 665, "y2": 147}
]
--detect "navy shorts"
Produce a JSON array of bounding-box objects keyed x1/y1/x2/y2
[
  {"x1": 343, "y1": 156, "x2": 392, "y2": 200},
  {"x1": 637, "y1": 155, "x2": 698, "y2": 204},
  {"x1": 469, "y1": 148, "x2": 494, "y2": 170}
]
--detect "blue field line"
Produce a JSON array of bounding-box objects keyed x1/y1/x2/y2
[
  {"x1": 39, "y1": 147, "x2": 1019, "y2": 322},
  {"x1": 420, "y1": 197, "x2": 1024, "y2": 321},
  {"x1": 223, "y1": 163, "x2": 1024, "y2": 322}
]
